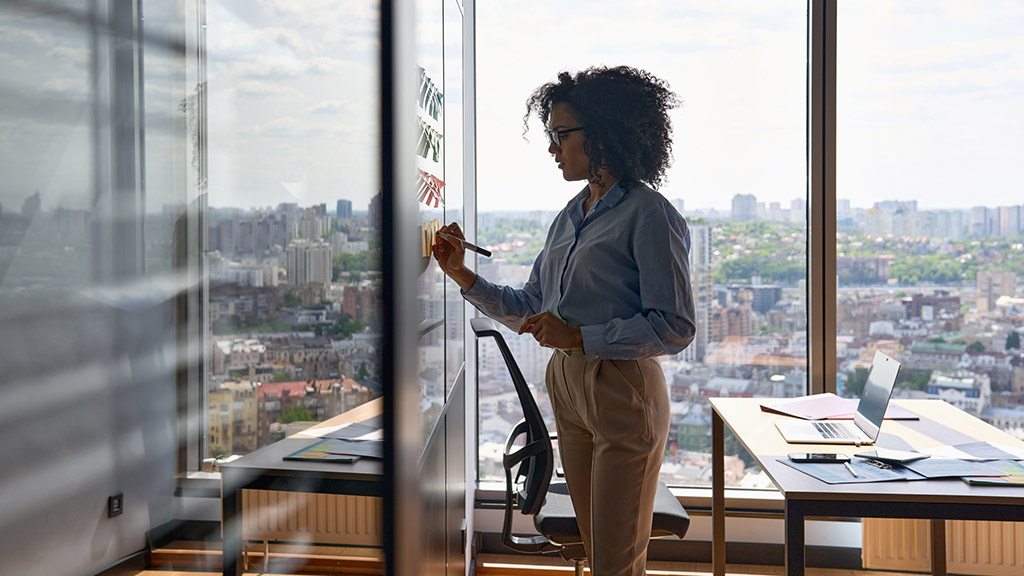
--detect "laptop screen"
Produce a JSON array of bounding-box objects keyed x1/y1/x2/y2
[{"x1": 854, "y1": 351, "x2": 901, "y2": 439}]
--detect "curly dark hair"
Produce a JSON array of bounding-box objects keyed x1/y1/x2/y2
[{"x1": 524, "y1": 65, "x2": 680, "y2": 189}]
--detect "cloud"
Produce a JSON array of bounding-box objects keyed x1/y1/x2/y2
[
  {"x1": 215, "y1": 55, "x2": 350, "y2": 79},
  {"x1": 307, "y1": 100, "x2": 351, "y2": 115},
  {"x1": 0, "y1": 24, "x2": 54, "y2": 49},
  {"x1": 255, "y1": 0, "x2": 379, "y2": 35},
  {"x1": 45, "y1": 45, "x2": 88, "y2": 66},
  {"x1": 240, "y1": 116, "x2": 329, "y2": 139},
  {"x1": 230, "y1": 80, "x2": 301, "y2": 99},
  {"x1": 258, "y1": 26, "x2": 319, "y2": 56}
]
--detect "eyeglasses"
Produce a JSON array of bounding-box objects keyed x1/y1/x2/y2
[{"x1": 545, "y1": 126, "x2": 584, "y2": 148}]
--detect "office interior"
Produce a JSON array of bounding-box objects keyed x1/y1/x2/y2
[{"x1": 2, "y1": 1, "x2": 1024, "y2": 575}]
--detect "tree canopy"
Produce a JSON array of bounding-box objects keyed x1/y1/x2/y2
[{"x1": 279, "y1": 405, "x2": 314, "y2": 423}]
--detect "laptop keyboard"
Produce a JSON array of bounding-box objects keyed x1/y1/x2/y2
[{"x1": 812, "y1": 421, "x2": 858, "y2": 440}]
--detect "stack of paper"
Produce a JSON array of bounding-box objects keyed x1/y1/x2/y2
[{"x1": 761, "y1": 393, "x2": 918, "y2": 420}]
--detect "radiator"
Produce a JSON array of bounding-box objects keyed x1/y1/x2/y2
[
  {"x1": 242, "y1": 489, "x2": 383, "y2": 547},
  {"x1": 863, "y1": 518, "x2": 1024, "y2": 575}
]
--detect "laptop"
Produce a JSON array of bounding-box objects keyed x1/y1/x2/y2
[{"x1": 775, "y1": 351, "x2": 902, "y2": 445}]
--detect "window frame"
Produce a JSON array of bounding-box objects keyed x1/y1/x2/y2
[{"x1": 468, "y1": 0, "x2": 839, "y2": 510}]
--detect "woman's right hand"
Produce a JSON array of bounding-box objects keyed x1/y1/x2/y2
[{"x1": 432, "y1": 222, "x2": 477, "y2": 291}]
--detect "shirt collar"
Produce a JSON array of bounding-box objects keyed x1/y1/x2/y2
[{"x1": 570, "y1": 180, "x2": 628, "y2": 222}]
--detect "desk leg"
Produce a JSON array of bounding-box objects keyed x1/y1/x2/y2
[
  {"x1": 222, "y1": 476, "x2": 243, "y2": 576},
  {"x1": 712, "y1": 409, "x2": 725, "y2": 576},
  {"x1": 930, "y1": 519, "x2": 947, "y2": 576},
  {"x1": 784, "y1": 500, "x2": 805, "y2": 576}
]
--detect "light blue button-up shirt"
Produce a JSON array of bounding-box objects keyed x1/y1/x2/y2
[{"x1": 464, "y1": 181, "x2": 696, "y2": 360}]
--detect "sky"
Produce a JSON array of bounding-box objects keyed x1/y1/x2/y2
[
  {"x1": 476, "y1": 0, "x2": 1024, "y2": 212},
  {"x1": 2, "y1": 1, "x2": 1024, "y2": 214}
]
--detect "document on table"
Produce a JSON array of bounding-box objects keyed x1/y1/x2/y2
[
  {"x1": 962, "y1": 460, "x2": 1024, "y2": 486},
  {"x1": 284, "y1": 438, "x2": 383, "y2": 461},
  {"x1": 306, "y1": 419, "x2": 383, "y2": 441},
  {"x1": 778, "y1": 457, "x2": 924, "y2": 484},
  {"x1": 899, "y1": 458, "x2": 1004, "y2": 479},
  {"x1": 760, "y1": 393, "x2": 918, "y2": 420},
  {"x1": 319, "y1": 439, "x2": 383, "y2": 458},
  {"x1": 284, "y1": 439, "x2": 361, "y2": 463},
  {"x1": 322, "y1": 422, "x2": 383, "y2": 441},
  {"x1": 920, "y1": 441, "x2": 1024, "y2": 461}
]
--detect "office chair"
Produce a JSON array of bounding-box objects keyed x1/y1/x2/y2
[{"x1": 472, "y1": 317, "x2": 690, "y2": 576}]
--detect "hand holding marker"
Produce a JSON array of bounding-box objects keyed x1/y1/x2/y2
[{"x1": 436, "y1": 231, "x2": 492, "y2": 257}]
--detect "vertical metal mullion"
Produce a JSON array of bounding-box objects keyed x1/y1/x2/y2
[
  {"x1": 808, "y1": 0, "x2": 837, "y2": 395},
  {"x1": 383, "y1": 0, "x2": 423, "y2": 573},
  {"x1": 462, "y1": 0, "x2": 478, "y2": 486},
  {"x1": 195, "y1": 0, "x2": 209, "y2": 472},
  {"x1": 462, "y1": 1, "x2": 478, "y2": 571}
]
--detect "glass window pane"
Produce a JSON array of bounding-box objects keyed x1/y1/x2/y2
[
  {"x1": 837, "y1": 2, "x2": 1024, "y2": 434},
  {"x1": 204, "y1": 0, "x2": 382, "y2": 459},
  {"x1": 443, "y1": 0, "x2": 465, "y2": 397},
  {"x1": 476, "y1": 1, "x2": 807, "y2": 488},
  {"x1": 416, "y1": 0, "x2": 446, "y2": 446}
]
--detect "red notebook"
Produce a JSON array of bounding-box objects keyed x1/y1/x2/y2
[{"x1": 760, "y1": 392, "x2": 918, "y2": 420}]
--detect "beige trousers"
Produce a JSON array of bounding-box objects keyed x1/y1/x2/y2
[{"x1": 545, "y1": 351, "x2": 670, "y2": 576}]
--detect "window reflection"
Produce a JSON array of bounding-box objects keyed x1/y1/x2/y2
[{"x1": 203, "y1": 0, "x2": 382, "y2": 461}]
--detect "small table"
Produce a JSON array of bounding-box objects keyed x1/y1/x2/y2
[
  {"x1": 220, "y1": 398, "x2": 383, "y2": 576},
  {"x1": 710, "y1": 398, "x2": 1024, "y2": 576}
]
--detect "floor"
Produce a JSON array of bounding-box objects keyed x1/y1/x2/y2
[
  {"x1": 474, "y1": 554, "x2": 923, "y2": 576},
  {"x1": 133, "y1": 568, "x2": 921, "y2": 576},
  {"x1": 133, "y1": 555, "x2": 925, "y2": 576}
]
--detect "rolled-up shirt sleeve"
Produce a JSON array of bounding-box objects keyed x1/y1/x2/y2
[
  {"x1": 579, "y1": 204, "x2": 696, "y2": 359},
  {"x1": 462, "y1": 250, "x2": 545, "y2": 332}
]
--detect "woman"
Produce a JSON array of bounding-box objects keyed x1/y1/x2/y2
[{"x1": 433, "y1": 65, "x2": 695, "y2": 575}]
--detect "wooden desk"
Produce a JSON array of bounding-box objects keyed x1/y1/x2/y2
[
  {"x1": 710, "y1": 398, "x2": 1024, "y2": 576},
  {"x1": 220, "y1": 398, "x2": 383, "y2": 576}
]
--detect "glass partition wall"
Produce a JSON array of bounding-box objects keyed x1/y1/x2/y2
[
  {"x1": 202, "y1": 0, "x2": 383, "y2": 464},
  {"x1": 0, "y1": 1, "x2": 203, "y2": 574}
]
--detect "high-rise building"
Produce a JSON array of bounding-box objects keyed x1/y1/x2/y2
[
  {"x1": 286, "y1": 239, "x2": 332, "y2": 290},
  {"x1": 750, "y1": 285, "x2": 783, "y2": 314},
  {"x1": 670, "y1": 198, "x2": 684, "y2": 215},
  {"x1": 999, "y1": 205, "x2": 1022, "y2": 237},
  {"x1": 836, "y1": 198, "x2": 852, "y2": 221},
  {"x1": 977, "y1": 270, "x2": 1017, "y2": 312},
  {"x1": 971, "y1": 206, "x2": 990, "y2": 237},
  {"x1": 710, "y1": 305, "x2": 752, "y2": 342},
  {"x1": 301, "y1": 207, "x2": 324, "y2": 240},
  {"x1": 337, "y1": 199, "x2": 353, "y2": 219},
  {"x1": 971, "y1": 206, "x2": 1001, "y2": 237},
  {"x1": 207, "y1": 381, "x2": 259, "y2": 455},
  {"x1": 21, "y1": 192, "x2": 40, "y2": 219},
  {"x1": 731, "y1": 194, "x2": 757, "y2": 221},
  {"x1": 368, "y1": 191, "x2": 382, "y2": 227},
  {"x1": 789, "y1": 198, "x2": 807, "y2": 224},
  {"x1": 682, "y1": 223, "x2": 712, "y2": 363},
  {"x1": 916, "y1": 210, "x2": 965, "y2": 240}
]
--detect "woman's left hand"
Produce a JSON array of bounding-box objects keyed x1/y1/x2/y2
[{"x1": 518, "y1": 311, "x2": 584, "y2": 351}]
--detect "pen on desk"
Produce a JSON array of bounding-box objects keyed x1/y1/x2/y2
[
  {"x1": 437, "y1": 231, "x2": 492, "y2": 257},
  {"x1": 844, "y1": 461, "x2": 858, "y2": 477}
]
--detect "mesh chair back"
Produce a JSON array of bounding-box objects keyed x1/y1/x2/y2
[{"x1": 471, "y1": 317, "x2": 553, "y2": 515}]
